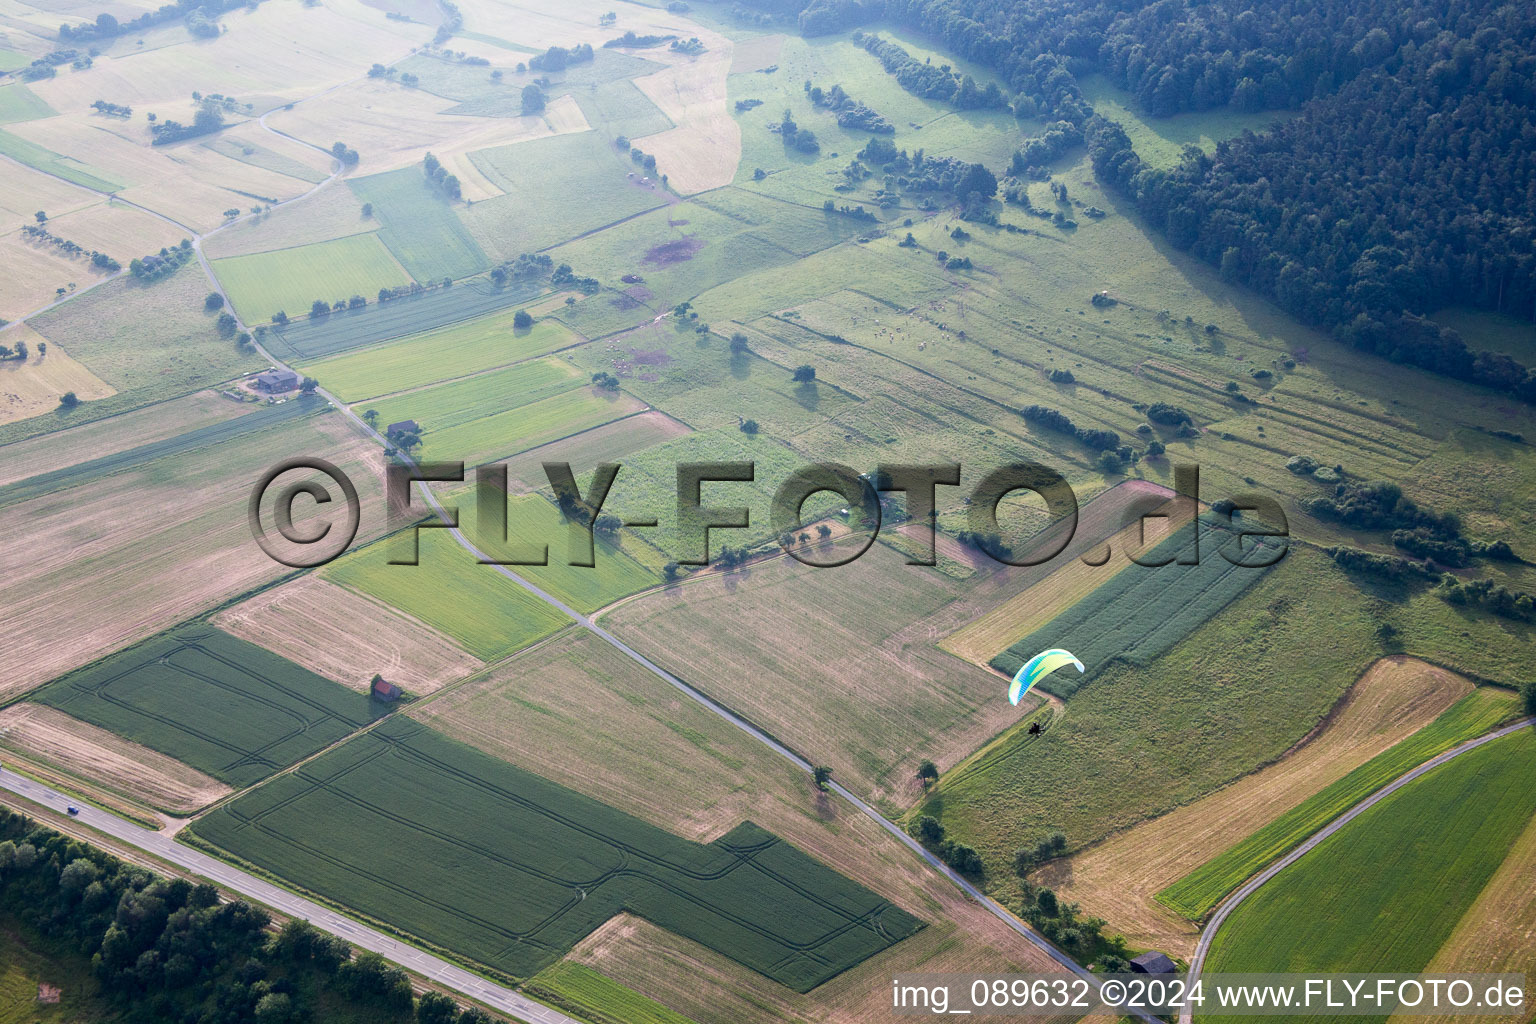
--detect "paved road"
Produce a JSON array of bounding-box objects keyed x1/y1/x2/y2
[
  {"x1": 0, "y1": 769, "x2": 577, "y2": 1024},
  {"x1": 4, "y1": 46, "x2": 1152, "y2": 1023},
  {"x1": 1178, "y1": 715, "x2": 1535, "y2": 1024}
]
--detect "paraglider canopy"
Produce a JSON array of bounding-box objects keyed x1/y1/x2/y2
[{"x1": 1009, "y1": 649, "x2": 1084, "y2": 705}]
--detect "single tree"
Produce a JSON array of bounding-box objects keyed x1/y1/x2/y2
[
  {"x1": 299, "y1": 376, "x2": 318, "y2": 394},
  {"x1": 914, "y1": 815, "x2": 945, "y2": 846},
  {"x1": 916, "y1": 759, "x2": 939, "y2": 788},
  {"x1": 513, "y1": 309, "x2": 533, "y2": 329},
  {"x1": 205, "y1": 292, "x2": 224, "y2": 311},
  {"x1": 792, "y1": 364, "x2": 816, "y2": 383},
  {"x1": 34, "y1": 210, "x2": 47, "y2": 223},
  {"x1": 663, "y1": 561, "x2": 680, "y2": 581},
  {"x1": 60, "y1": 391, "x2": 79, "y2": 408},
  {"x1": 363, "y1": 408, "x2": 379, "y2": 426},
  {"x1": 1523, "y1": 680, "x2": 1536, "y2": 716},
  {"x1": 816, "y1": 523, "x2": 831, "y2": 539},
  {"x1": 739, "y1": 418, "x2": 758, "y2": 434},
  {"x1": 1013, "y1": 847, "x2": 1035, "y2": 877},
  {"x1": 812, "y1": 765, "x2": 833, "y2": 791},
  {"x1": 361, "y1": 202, "x2": 373, "y2": 218}
]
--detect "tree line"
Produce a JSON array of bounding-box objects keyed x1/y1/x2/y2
[{"x1": 0, "y1": 808, "x2": 498, "y2": 1024}]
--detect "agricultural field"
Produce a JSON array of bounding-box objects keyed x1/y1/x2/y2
[
  {"x1": 359, "y1": 356, "x2": 584, "y2": 435},
  {"x1": 347, "y1": 167, "x2": 490, "y2": 283},
  {"x1": 0, "y1": 408, "x2": 391, "y2": 699},
  {"x1": 300, "y1": 310, "x2": 581, "y2": 401},
  {"x1": 0, "y1": 703, "x2": 231, "y2": 815},
  {"x1": 0, "y1": 395, "x2": 321, "y2": 507},
  {"x1": 990, "y1": 515, "x2": 1287, "y2": 696},
  {"x1": 28, "y1": 624, "x2": 390, "y2": 789},
  {"x1": 0, "y1": 326, "x2": 117, "y2": 427},
  {"x1": 1201, "y1": 730, "x2": 1536, "y2": 1009},
  {"x1": 525, "y1": 962, "x2": 700, "y2": 1024},
  {"x1": 322, "y1": 529, "x2": 573, "y2": 661},
  {"x1": 190, "y1": 717, "x2": 924, "y2": 989},
  {"x1": 12, "y1": 260, "x2": 263, "y2": 444},
  {"x1": 1042, "y1": 661, "x2": 1499, "y2": 956},
  {"x1": 0, "y1": 388, "x2": 245, "y2": 490},
  {"x1": 1157, "y1": 684, "x2": 1523, "y2": 921},
  {"x1": 202, "y1": 185, "x2": 377, "y2": 262},
  {"x1": 212, "y1": 575, "x2": 484, "y2": 696},
  {"x1": 905, "y1": 546, "x2": 1530, "y2": 903},
  {"x1": 400, "y1": 386, "x2": 645, "y2": 467},
  {"x1": 495, "y1": 408, "x2": 692, "y2": 491},
  {"x1": 211, "y1": 233, "x2": 412, "y2": 324},
  {"x1": 463, "y1": 130, "x2": 669, "y2": 261}
]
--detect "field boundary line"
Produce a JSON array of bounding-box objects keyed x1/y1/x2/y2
[{"x1": 1179, "y1": 715, "x2": 1536, "y2": 1024}]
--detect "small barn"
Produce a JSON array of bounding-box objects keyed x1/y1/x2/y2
[
  {"x1": 253, "y1": 369, "x2": 299, "y2": 393},
  {"x1": 370, "y1": 674, "x2": 401, "y2": 702},
  {"x1": 385, "y1": 419, "x2": 419, "y2": 437},
  {"x1": 1129, "y1": 951, "x2": 1177, "y2": 975}
]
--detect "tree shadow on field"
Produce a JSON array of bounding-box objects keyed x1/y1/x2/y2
[
  {"x1": 794, "y1": 379, "x2": 820, "y2": 411},
  {"x1": 730, "y1": 351, "x2": 751, "y2": 380}
]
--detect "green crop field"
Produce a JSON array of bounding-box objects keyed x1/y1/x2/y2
[
  {"x1": 0, "y1": 128, "x2": 121, "y2": 192},
  {"x1": 450, "y1": 492, "x2": 660, "y2": 612},
  {"x1": 526, "y1": 963, "x2": 701, "y2": 1024},
  {"x1": 348, "y1": 167, "x2": 489, "y2": 284},
  {"x1": 263, "y1": 276, "x2": 550, "y2": 363},
  {"x1": 0, "y1": 84, "x2": 54, "y2": 124},
  {"x1": 1159, "y1": 686, "x2": 1521, "y2": 920},
  {"x1": 211, "y1": 233, "x2": 413, "y2": 324},
  {"x1": 301, "y1": 312, "x2": 581, "y2": 401},
  {"x1": 29, "y1": 625, "x2": 388, "y2": 788},
  {"x1": 323, "y1": 529, "x2": 573, "y2": 660},
  {"x1": 463, "y1": 132, "x2": 668, "y2": 262},
  {"x1": 360, "y1": 356, "x2": 583, "y2": 429},
  {"x1": 403, "y1": 387, "x2": 642, "y2": 467},
  {"x1": 991, "y1": 516, "x2": 1286, "y2": 697},
  {"x1": 1200, "y1": 729, "x2": 1536, "y2": 1020},
  {"x1": 192, "y1": 718, "x2": 923, "y2": 989}
]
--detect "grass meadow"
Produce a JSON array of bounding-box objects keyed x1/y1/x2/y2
[
  {"x1": 1158, "y1": 686, "x2": 1521, "y2": 920},
  {"x1": 191, "y1": 717, "x2": 922, "y2": 989},
  {"x1": 0, "y1": 127, "x2": 121, "y2": 192},
  {"x1": 0, "y1": 84, "x2": 53, "y2": 124},
  {"x1": 348, "y1": 167, "x2": 489, "y2": 283},
  {"x1": 29, "y1": 625, "x2": 387, "y2": 788},
  {"x1": 301, "y1": 314, "x2": 581, "y2": 401},
  {"x1": 1200, "y1": 729, "x2": 1536, "y2": 1020},
  {"x1": 463, "y1": 131, "x2": 669, "y2": 260},
  {"x1": 360, "y1": 356, "x2": 584, "y2": 428},
  {"x1": 397, "y1": 388, "x2": 642, "y2": 467},
  {"x1": 211, "y1": 233, "x2": 412, "y2": 324}
]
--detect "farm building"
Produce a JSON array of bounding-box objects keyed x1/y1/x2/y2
[
  {"x1": 385, "y1": 419, "x2": 419, "y2": 437},
  {"x1": 1129, "y1": 951, "x2": 1176, "y2": 975},
  {"x1": 370, "y1": 674, "x2": 402, "y2": 702},
  {"x1": 253, "y1": 369, "x2": 299, "y2": 393}
]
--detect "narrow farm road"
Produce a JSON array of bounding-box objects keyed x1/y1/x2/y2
[
  {"x1": 0, "y1": 769, "x2": 578, "y2": 1024},
  {"x1": 1178, "y1": 714, "x2": 1536, "y2": 1024}
]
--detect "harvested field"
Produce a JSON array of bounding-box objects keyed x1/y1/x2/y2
[
  {"x1": 1041, "y1": 657, "x2": 1474, "y2": 956},
  {"x1": 1203, "y1": 730, "x2": 1536, "y2": 988},
  {"x1": 630, "y1": 27, "x2": 739, "y2": 194},
  {"x1": 1158, "y1": 685, "x2": 1521, "y2": 921},
  {"x1": 191, "y1": 717, "x2": 924, "y2": 990},
  {"x1": 0, "y1": 388, "x2": 244, "y2": 490},
  {"x1": 497, "y1": 409, "x2": 691, "y2": 491},
  {"x1": 1404, "y1": 807, "x2": 1536, "y2": 1024},
  {"x1": 31, "y1": 624, "x2": 389, "y2": 788},
  {"x1": 202, "y1": 185, "x2": 378, "y2": 261},
  {"x1": 728, "y1": 34, "x2": 785, "y2": 74},
  {"x1": 0, "y1": 703, "x2": 231, "y2": 814},
  {"x1": 0, "y1": 394, "x2": 323, "y2": 508},
  {"x1": 0, "y1": 410, "x2": 390, "y2": 700},
  {"x1": 0, "y1": 325, "x2": 117, "y2": 426},
  {"x1": 213, "y1": 575, "x2": 483, "y2": 696},
  {"x1": 943, "y1": 501, "x2": 1178, "y2": 666}
]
